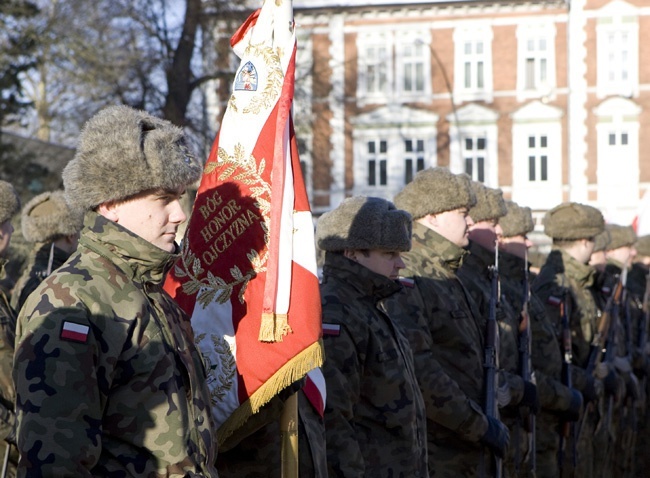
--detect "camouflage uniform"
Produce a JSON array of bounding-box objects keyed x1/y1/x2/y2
[
  {"x1": 499, "y1": 250, "x2": 578, "y2": 478},
  {"x1": 395, "y1": 223, "x2": 499, "y2": 477},
  {"x1": 13, "y1": 211, "x2": 218, "y2": 476},
  {"x1": 216, "y1": 389, "x2": 326, "y2": 477},
  {"x1": 458, "y1": 241, "x2": 529, "y2": 477},
  {"x1": 533, "y1": 248, "x2": 600, "y2": 478},
  {"x1": 0, "y1": 259, "x2": 16, "y2": 476},
  {"x1": 321, "y1": 251, "x2": 428, "y2": 477},
  {"x1": 10, "y1": 243, "x2": 72, "y2": 312}
]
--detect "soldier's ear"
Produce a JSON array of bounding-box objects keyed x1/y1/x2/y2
[
  {"x1": 97, "y1": 202, "x2": 120, "y2": 223},
  {"x1": 343, "y1": 249, "x2": 357, "y2": 262}
]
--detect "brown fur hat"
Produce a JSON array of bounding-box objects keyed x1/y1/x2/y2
[
  {"x1": 63, "y1": 105, "x2": 202, "y2": 212},
  {"x1": 499, "y1": 201, "x2": 534, "y2": 238},
  {"x1": 605, "y1": 224, "x2": 636, "y2": 251},
  {"x1": 317, "y1": 196, "x2": 412, "y2": 252},
  {"x1": 21, "y1": 191, "x2": 84, "y2": 243},
  {"x1": 635, "y1": 235, "x2": 650, "y2": 258},
  {"x1": 394, "y1": 167, "x2": 476, "y2": 220},
  {"x1": 543, "y1": 202, "x2": 604, "y2": 240},
  {"x1": 468, "y1": 182, "x2": 506, "y2": 223},
  {"x1": 592, "y1": 229, "x2": 611, "y2": 253},
  {"x1": 0, "y1": 180, "x2": 20, "y2": 225}
]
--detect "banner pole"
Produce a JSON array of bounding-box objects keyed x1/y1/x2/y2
[{"x1": 280, "y1": 392, "x2": 299, "y2": 478}]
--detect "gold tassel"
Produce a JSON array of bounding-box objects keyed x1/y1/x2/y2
[{"x1": 259, "y1": 312, "x2": 277, "y2": 342}]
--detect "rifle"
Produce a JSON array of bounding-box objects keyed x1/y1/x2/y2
[
  {"x1": 519, "y1": 249, "x2": 536, "y2": 474},
  {"x1": 484, "y1": 241, "x2": 502, "y2": 478},
  {"x1": 558, "y1": 294, "x2": 575, "y2": 472}
]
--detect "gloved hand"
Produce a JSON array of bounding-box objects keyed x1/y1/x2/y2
[
  {"x1": 519, "y1": 381, "x2": 540, "y2": 415},
  {"x1": 582, "y1": 375, "x2": 600, "y2": 403},
  {"x1": 481, "y1": 416, "x2": 510, "y2": 459},
  {"x1": 559, "y1": 388, "x2": 583, "y2": 422}
]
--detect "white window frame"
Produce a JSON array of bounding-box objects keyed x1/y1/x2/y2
[
  {"x1": 516, "y1": 22, "x2": 557, "y2": 102},
  {"x1": 596, "y1": 11, "x2": 639, "y2": 99},
  {"x1": 511, "y1": 101, "x2": 563, "y2": 209},
  {"x1": 395, "y1": 31, "x2": 432, "y2": 100},
  {"x1": 448, "y1": 103, "x2": 499, "y2": 187},
  {"x1": 595, "y1": 97, "x2": 641, "y2": 221},
  {"x1": 453, "y1": 24, "x2": 493, "y2": 103},
  {"x1": 357, "y1": 31, "x2": 394, "y2": 104}
]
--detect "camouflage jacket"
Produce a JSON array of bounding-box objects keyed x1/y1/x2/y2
[
  {"x1": 532, "y1": 248, "x2": 598, "y2": 392},
  {"x1": 320, "y1": 252, "x2": 428, "y2": 478},
  {"x1": 627, "y1": 262, "x2": 649, "y2": 371},
  {"x1": 498, "y1": 250, "x2": 574, "y2": 412},
  {"x1": 11, "y1": 242, "x2": 72, "y2": 313},
  {"x1": 457, "y1": 241, "x2": 525, "y2": 411},
  {"x1": 13, "y1": 211, "x2": 218, "y2": 477},
  {"x1": 0, "y1": 260, "x2": 16, "y2": 441},
  {"x1": 393, "y1": 223, "x2": 491, "y2": 469}
]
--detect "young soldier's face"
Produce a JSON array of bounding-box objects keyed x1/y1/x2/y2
[
  {"x1": 431, "y1": 207, "x2": 473, "y2": 248},
  {"x1": 346, "y1": 249, "x2": 405, "y2": 279},
  {"x1": 0, "y1": 220, "x2": 14, "y2": 256},
  {"x1": 99, "y1": 187, "x2": 187, "y2": 252}
]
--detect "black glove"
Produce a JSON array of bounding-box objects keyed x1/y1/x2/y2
[
  {"x1": 519, "y1": 381, "x2": 540, "y2": 415},
  {"x1": 559, "y1": 388, "x2": 583, "y2": 422},
  {"x1": 582, "y1": 375, "x2": 599, "y2": 403},
  {"x1": 481, "y1": 416, "x2": 510, "y2": 459},
  {"x1": 603, "y1": 369, "x2": 618, "y2": 396}
]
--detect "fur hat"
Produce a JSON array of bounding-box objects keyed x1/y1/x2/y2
[
  {"x1": 499, "y1": 201, "x2": 534, "y2": 238},
  {"x1": 635, "y1": 235, "x2": 650, "y2": 258},
  {"x1": 0, "y1": 180, "x2": 20, "y2": 225},
  {"x1": 468, "y1": 182, "x2": 506, "y2": 223},
  {"x1": 592, "y1": 229, "x2": 611, "y2": 253},
  {"x1": 63, "y1": 105, "x2": 202, "y2": 212},
  {"x1": 543, "y1": 202, "x2": 604, "y2": 240},
  {"x1": 317, "y1": 196, "x2": 412, "y2": 252},
  {"x1": 605, "y1": 224, "x2": 636, "y2": 251},
  {"x1": 21, "y1": 191, "x2": 84, "y2": 243},
  {"x1": 394, "y1": 167, "x2": 476, "y2": 220}
]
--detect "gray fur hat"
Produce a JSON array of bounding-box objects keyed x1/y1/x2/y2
[
  {"x1": 543, "y1": 202, "x2": 604, "y2": 240},
  {"x1": 0, "y1": 180, "x2": 20, "y2": 225},
  {"x1": 317, "y1": 196, "x2": 412, "y2": 252},
  {"x1": 592, "y1": 229, "x2": 611, "y2": 253},
  {"x1": 21, "y1": 190, "x2": 84, "y2": 243},
  {"x1": 394, "y1": 167, "x2": 476, "y2": 220},
  {"x1": 635, "y1": 235, "x2": 650, "y2": 258},
  {"x1": 499, "y1": 201, "x2": 534, "y2": 238},
  {"x1": 63, "y1": 105, "x2": 202, "y2": 212},
  {"x1": 468, "y1": 182, "x2": 506, "y2": 223},
  {"x1": 605, "y1": 224, "x2": 636, "y2": 251}
]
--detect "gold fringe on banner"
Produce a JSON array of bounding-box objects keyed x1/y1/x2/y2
[
  {"x1": 217, "y1": 339, "x2": 324, "y2": 445},
  {"x1": 259, "y1": 312, "x2": 293, "y2": 342}
]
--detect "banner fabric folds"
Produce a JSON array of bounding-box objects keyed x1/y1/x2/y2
[{"x1": 164, "y1": 0, "x2": 324, "y2": 444}]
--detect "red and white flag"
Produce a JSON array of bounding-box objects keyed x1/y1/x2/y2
[{"x1": 164, "y1": 0, "x2": 324, "y2": 443}]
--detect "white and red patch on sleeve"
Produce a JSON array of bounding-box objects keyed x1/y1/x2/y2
[
  {"x1": 60, "y1": 321, "x2": 90, "y2": 343},
  {"x1": 547, "y1": 295, "x2": 562, "y2": 307},
  {"x1": 322, "y1": 323, "x2": 341, "y2": 337}
]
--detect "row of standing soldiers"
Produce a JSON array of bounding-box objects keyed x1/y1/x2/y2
[{"x1": 1, "y1": 159, "x2": 650, "y2": 477}]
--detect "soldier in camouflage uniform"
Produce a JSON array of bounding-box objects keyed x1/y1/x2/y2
[
  {"x1": 392, "y1": 167, "x2": 509, "y2": 477},
  {"x1": 316, "y1": 196, "x2": 428, "y2": 477},
  {"x1": 497, "y1": 201, "x2": 583, "y2": 478},
  {"x1": 10, "y1": 190, "x2": 82, "y2": 312},
  {"x1": 532, "y1": 203, "x2": 606, "y2": 478},
  {"x1": 12, "y1": 105, "x2": 218, "y2": 476},
  {"x1": 457, "y1": 184, "x2": 539, "y2": 477},
  {"x1": 596, "y1": 224, "x2": 641, "y2": 478},
  {"x1": 0, "y1": 181, "x2": 20, "y2": 476},
  {"x1": 630, "y1": 235, "x2": 650, "y2": 478}
]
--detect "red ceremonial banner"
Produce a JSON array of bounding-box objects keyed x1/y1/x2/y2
[{"x1": 164, "y1": 0, "x2": 324, "y2": 443}]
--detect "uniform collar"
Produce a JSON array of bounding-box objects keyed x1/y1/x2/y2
[{"x1": 411, "y1": 222, "x2": 468, "y2": 271}]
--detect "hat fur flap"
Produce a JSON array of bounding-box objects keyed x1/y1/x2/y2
[
  {"x1": 605, "y1": 224, "x2": 636, "y2": 251},
  {"x1": 21, "y1": 191, "x2": 83, "y2": 243},
  {"x1": 63, "y1": 105, "x2": 203, "y2": 212},
  {"x1": 468, "y1": 182, "x2": 506, "y2": 223},
  {"x1": 0, "y1": 180, "x2": 20, "y2": 225},
  {"x1": 635, "y1": 235, "x2": 650, "y2": 258},
  {"x1": 394, "y1": 167, "x2": 477, "y2": 220},
  {"x1": 317, "y1": 196, "x2": 412, "y2": 252},
  {"x1": 592, "y1": 229, "x2": 611, "y2": 253},
  {"x1": 543, "y1": 202, "x2": 604, "y2": 240},
  {"x1": 499, "y1": 201, "x2": 534, "y2": 238}
]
